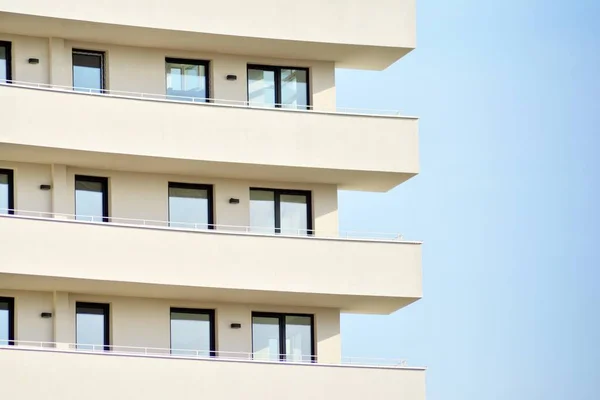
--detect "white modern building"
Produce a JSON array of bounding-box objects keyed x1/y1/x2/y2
[{"x1": 0, "y1": 1, "x2": 424, "y2": 398}]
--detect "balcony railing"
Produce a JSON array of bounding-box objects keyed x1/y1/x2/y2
[
  {"x1": 0, "y1": 340, "x2": 421, "y2": 370},
  {"x1": 0, "y1": 80, "x2": 413, "y2": 118},
  {"x1": 0, "y1": 209, "x2": 419, "y2": 243}
]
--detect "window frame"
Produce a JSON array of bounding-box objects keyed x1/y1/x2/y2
[
  {"x1": 165, "y1": 57, "x2": 211, "y2": 102},
  {"x1": 251, "y1": 312, "x2": 316, "y2": 362},
  {"x1": 0, "y1": 296, "x2": 15, "y2": 346},
  {"x1": 169, "y1": 307, "x2": 216, "y2": 356},
  {"x1": 75, "y1": 175, "x2": 109, "y2": 222},
  {"x1": 247, "y1": 64, "x2": 310, "y2": 109},
  {"x1": 75, "y1": 302, "x2": 110, "y2": 351},
  {"x1": 0, "y1": 168, "x2": 14, "y2": 215},
  {"x1": 0, "y1": 40, "x2": 12, "y2": 82},
  {"x1": 250, "y1": 188, "x2": 313, "y2": 235},
  {"x1": 72, "y1": 49, "x2": 106, "y2": 91},
  {"x1": 168, "y1": 182, "x2": 214, "y2": 229}
]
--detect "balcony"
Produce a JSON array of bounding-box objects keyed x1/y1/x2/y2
[
  {"x1": 0, "y1": 212, "x2": 422, "y2": 314},
  {"x1": 0, "y1": 82, "x2": 419, "y2": 192},
  {"x1": 0, "y1": 0, "x2": 416, "y2": 69},
  {"x1": 0, "y1": 344, "x2": 426, "y2": 400}
]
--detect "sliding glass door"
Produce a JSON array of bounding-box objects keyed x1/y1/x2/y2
[
  {"x1": 249, "y1": 188, "x2": 312, "y2": 235},
  {"x1": 252, "y1": 312, "x2": 314, "y2": 362},
  {"x1": 0, "y1": 41, "x2": 11, "y2": 83},
  {"x1": 247, "y1": 65, "x2": 309, "y2": 109}
]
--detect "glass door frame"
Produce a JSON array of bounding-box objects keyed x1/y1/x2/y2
[
  {"x1": 167, "y1": 182, "x2": 214, "y2": 229},
  {"x1": 250, "y1": 188, "x2": 313, "y2": 235},
  {"x1": 165, "y1": 57, "x2": 210, "y2": 102},
  {"x1": 0, "y1": 296, "x2": 15, "y2": 346},
  {"x1": 0, "y1": 40, "x2": 12, "y2": 82},
  {"x1": 0, "y1": 168, "x2": 14, "y2": 215},
  {"x1": 74, "y1": 175, "x2": 109, "y2": 222},
  {"x1": 247, "y1": 64, "x2": 310, "y2": 109},
  {"x1": 251, "y1": 312, "x2": 316, "y2": 362},
  {"x1": 169, "y1": 307, "x2": 216, "y2": 357},
  {"x1": 72, "y1": 49, "x2": 106, "y2": 92},
  {"x1": 75, "y1": 302, "x2": 110, "y2": 351}
]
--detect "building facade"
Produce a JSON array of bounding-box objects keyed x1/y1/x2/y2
[{"x1": 0, "y1": 1, "x2": 424, "y2": 398}]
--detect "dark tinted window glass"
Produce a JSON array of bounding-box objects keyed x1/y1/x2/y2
[
  {"x1": 170, "y1": 309, "x2": 214, "y2": 356},
  {"x1": 247, "y1": 66, "x2": 309, "y2": 109},
  {"x1": 73, "y1": 50, "x2": 104, "y2": 93},
  {"x1": 248, "y1": 68, "x2": 276, "y2": 107},
  {"x1": 252, "y1": 313, "x2": 314, "y2": 362},
  {"x1": 168, "y1": 183, "x2": 212, "y2": 229},
  {"x1": 285, "y1": 315, "x2": 313, "y2": 362},
  {"x1": 252, "y1": 316, "x2": 280, "y2": 361},
  {"x1": 0, "y1": 298, "x2": 14, "y2": 346},
  {"x1": 0, "y1": 169, "x2": 13, "y2": 215},
  {"x1": 76, "y1": 303, "x2": 109, "y2": 351},
  {"x1": 250, "y1": 190, "x2": 275, "y2": 234},
  {"x1": 75, "y1": 176, "x2": 108, "y2": 222},
  {"x1": 250, "y1": 189, "x2": 310, "y2": 235},
  {"x1": 0, "y1": 42, "x2": 10, "y2": 82},
  {"x1": 280, "y1": 194, "x2": 309, "y2": 235},
  {"x1": 166, "y1": 59, "x2": 208, "y2": 102},
  {"x1": 281, "y1": 69, "x2": 308, "y2": 110}
]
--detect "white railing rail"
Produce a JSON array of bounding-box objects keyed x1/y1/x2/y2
[
  {"x1": 0, "y1": 79, "x2": 408, "y2": 117},
  {"x1": 0, "y1": 208, "x2": 418, "y2": 243},
  {"x1": 0, "y1": 339, "x2": 412, "y2": 369}
]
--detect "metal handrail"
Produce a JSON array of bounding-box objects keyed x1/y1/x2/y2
[
  {"x1": 0, "y1": 79, "x2": 412, "y2": 117},
  {"x1": 0, "y1": 208, "x2": 418, "y2": 243},
  {"x1": 0, "y1": 340, "x2": 414, "y2": 369}
]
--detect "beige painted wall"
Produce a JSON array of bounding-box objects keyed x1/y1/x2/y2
[
  {"x1": 0, "y1": 289, "x2": 54, "y2": 343},
  {"x1": 0, "y1": 32, "x2": 336, "y2": 108},
  {"x1": 0, "y1": 216, "x2": 422, "y2": 312},
  {"x1": 0, "y1": 160, "x2": 51, "y2": 213},
  {"x1": 0, "y1": 32, "x2": 49, "y2": 83},
  {"x1": 0, "y1": 289, "x2": 341, "y2": 362},
  {"x1": 0, "y1": 161, "x2": 338, "y2": 232},
  {"x1": 0, "y1": 0, "x2": 416, "y2": 50},
  {"x1": 0, "y1": 348, "x2": 426, "y2": 400},
  {"x1": 0, "y1": 84, "x2": 418, "y2": 191},
  {"x1": 68, "y1": 167, "x2": 338, "y2": 232}
]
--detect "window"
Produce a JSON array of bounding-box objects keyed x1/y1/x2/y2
[
  {"x1": 166, "y1": 58, "x2": 209, "y2": 102},
  {"x1": 0, "y1": 297, "x2": 15, "y2": 346},
  {"x1": 0, "y1": 169, "x2": 14, "y2": 215},
  {"x1": 250, "y1": 188, "x2": 312, "y2": 235},
  {"x1": 170, "y1": 308, "x2": 215, "y2": 356},
  {"x1": 75, "y1": 175, "x2": 108, "y2": 222},
  {"x1": 247, "y1": 65, "x2": 309, "y2": 110},
  {"x1": 72, "y1": 49, "x2": 105, "y2": 93},
  {"x1": 0, "y1": 41, "x2": 11, "y2": 83},
  {"x1": 168, "y1": 182, "x2": 213, "y2": 229},
  {"x1": 252, "y1": 312, "x2": 314, "y2": 362},
  {"x1": 76, "y1": 302, "x2": 110, "y2": 351}
]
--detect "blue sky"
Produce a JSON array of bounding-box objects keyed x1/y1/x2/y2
[{"x1": 336, "y1": 1, "x2": 600, "y2": 399}]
